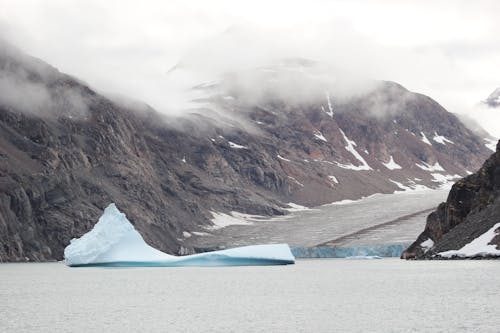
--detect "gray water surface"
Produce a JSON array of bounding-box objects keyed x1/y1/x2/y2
[{"x1": 1, "y1": 260, "x2": 499, "y2": 332}]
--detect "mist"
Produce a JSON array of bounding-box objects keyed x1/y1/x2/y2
[{"x1": 0, "y1": 0, "x2": 499, "y2": 135}]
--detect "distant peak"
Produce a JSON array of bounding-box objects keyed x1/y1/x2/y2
[{"x1": 484, "y1": 87, "x2": 500, "y2": 108}]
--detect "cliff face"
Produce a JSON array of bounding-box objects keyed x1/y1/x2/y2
[
  {"x1": 402, "y1": 140, "x2": 500, "y2": 259},
  {"x1": 0, "y1": 44, "x2": 493, "y2": 261}
]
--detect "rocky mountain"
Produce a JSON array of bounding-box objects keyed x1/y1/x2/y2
[
  {"x1": 402, "y1": 140, "x2": 500, "y2": 259},
  {"x1": 484, "y1": 87, "x2": 500, "y2": 108},
  {"x1": 0, "y1": 44, "x2": 493, "y2": 261}
]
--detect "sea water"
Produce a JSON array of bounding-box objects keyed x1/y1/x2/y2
[{"x1": 1, "y1": 259, "x2": 499, "y2": 332}]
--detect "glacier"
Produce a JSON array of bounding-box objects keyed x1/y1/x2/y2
[
  {"x1": 291, "y1": 244, "x2": 408, "y2": 258},
  {"x1": 64, "y1": 204, "x2": 295, "y2": 267}
]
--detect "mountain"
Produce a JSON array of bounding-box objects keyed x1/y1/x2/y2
[
  {"x1": 0, "y1": 44, "x2": 493, "y2": 261},
  {"x1": 484, "y1": 88, "x2": 500, "y2": 108},
  {"x1": 402, "y1": 140, "x2": 500, "y2": 259},
  {"x1": 455, "y1": 113, "x2": 497, "y2": 152}
]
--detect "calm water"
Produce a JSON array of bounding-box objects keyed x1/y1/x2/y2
[{"x1": 1, "y1": 259, "x2": 499, "y2": 332}]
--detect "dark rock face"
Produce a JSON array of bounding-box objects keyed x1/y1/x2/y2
[
  {"x1": 0, "y1": 43, "x2": 493, "y2": 261},
  {"x1": 402, "y1": 140, "x2": 500, "y2": 259}
]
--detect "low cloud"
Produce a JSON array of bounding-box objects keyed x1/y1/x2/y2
[
  {"x1": 0, "y1": 40, "x2": 90, "y2": 118},
  {"x1": 0, "y1": 1, "x2": 499, "y2": 135}
]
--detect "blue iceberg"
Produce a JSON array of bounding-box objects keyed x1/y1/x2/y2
[{"x1": 64, "y1": 204, "x2": 295, "y2": 267}]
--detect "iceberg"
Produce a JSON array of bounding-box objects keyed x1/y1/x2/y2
[{"x1": 64, "y1": 204, "x2": 295, "y2": 267}]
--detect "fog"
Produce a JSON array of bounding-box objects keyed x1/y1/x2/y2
[
  {"x1": 0, "y1": 40, "x2": 90, "y2": 118},
  {"x1": 0, "y1": 0, "x2": 499, "y2": 135}
]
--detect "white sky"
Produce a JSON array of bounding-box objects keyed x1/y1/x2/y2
[{"x1": 1, "y1": 0, "x2": 499, "y2": 135}]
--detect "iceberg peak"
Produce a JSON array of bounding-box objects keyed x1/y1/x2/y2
[{"x1": 64, "y1": 203, "x2": 172, "y2": 266}]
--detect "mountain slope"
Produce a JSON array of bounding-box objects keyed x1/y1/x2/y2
[
  {"x1": 402, "y1": 140, "x2": 500, "y2": 259},
  {"x1": 0, "y1": 45, "x2": 492, "y2": 261}
]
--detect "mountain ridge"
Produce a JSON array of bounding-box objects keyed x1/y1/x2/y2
[{"x1": 0, "y1": 43, "x2": 493, "y2": 261}]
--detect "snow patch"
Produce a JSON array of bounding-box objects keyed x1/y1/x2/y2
[
  {"x1": 288, "y1": 176, "x2": 304, "y2": 187},
  {"x1": 431, "y1": 173, "x2": 461, "y2": 186},
  {"x1": 228, "y1": 141, "x2": 248, "y2": 149},
  {"x1": 432, "y1": 132, "x2": 454, "y2": 145},
  {"x1": 314, "y1": 130, "x2": 328, "y2": 142},
  {"x1": 420, "y1": 238, "x2": 434, "y2": 253},
  {"x1": 438, "y1": 223, "x2": 500, "y2": 258},
  {"x1": 192, "y1": 231, "x2": 210, "y2": 237},
  {"x1": 416, "y1": 161, "x2": 445, "y2": 172},
  {"x1": 329, "y1": 199, "x2": 359, "y2": 205},
  {"x1": 485, "y1": 138, "x2": 497, "y2": 152},
  {"x1": 325, "y1": 91, "x2": 334, "y2": 117},
  {"x1": 383, "y1": 156, "x2": 402, "y2": 170},
  {"x1": 277, "y1": 154, "x2": 291, "y2": 162},
  {"x1": 285, "y1": 202, "x2": 310, "y2": 212},
  {"x1": 209, "y1": 211, "x2": 264, "y2": 230},
  {"x1": 337, "y1": 129, "x2": 372, "y2": 171},
  {"x1": 328, "y1": 175, "x2": 339, "y2": 184},
  {"x1": 389, "y1": 179, "x2": 430, "y2": 193},
  {"x1": 389, "y1": 179, "x2": 412, "y2": 191},
  {"x1": 420, "y1": 132, "x2": 432, "y2": 145}
]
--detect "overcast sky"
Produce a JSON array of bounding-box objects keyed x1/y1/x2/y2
[{"x1": 1, "y1": 0, "x2": 499, "y2": 135}]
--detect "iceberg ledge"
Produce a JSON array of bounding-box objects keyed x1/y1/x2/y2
[{"x1": 64, "y1": 204, "x2": 295, "y2": 267}]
